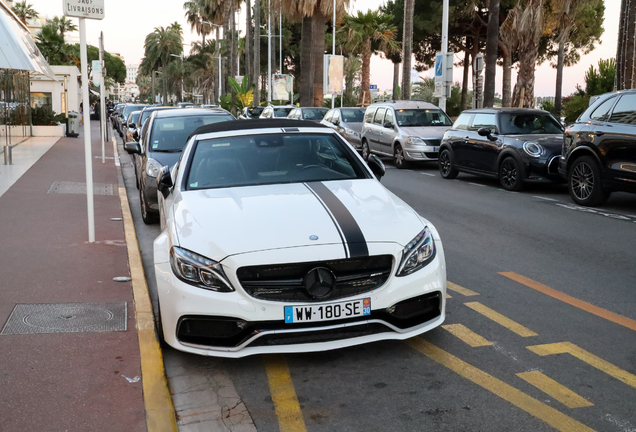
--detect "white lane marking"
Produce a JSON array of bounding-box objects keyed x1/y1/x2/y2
[
  {"x1": 533, "y1": 196, "x2": 558, "y2": 202},
  {"x1": 468, "y1": 182, "x2": 486, "y2": 187},
  {"x1": 421, "y1": 173, "x2": 436, "y2": 177},
  {"x1": 555, "y1": 203, "x2": 634, "y2": 221},
  {"x1": 112, "y1": 137, "x2": 120, "y2": 167}
]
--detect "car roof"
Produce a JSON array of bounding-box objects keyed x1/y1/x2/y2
[
  {"x1": 141, "y1": 106, "x2": 175, "y2": 113},
  {"x1": 154, "y1": 108, "x2": 233, "y2": 118},
  {"x1": 298, "y1": 107, "x2": 328, "y2": 110},
  {"x1": 191, "y1": 119, "x2": 327, "y2": 137},
  {"x1": 461, "y1": 107, "x2": 549, "y2": 115},
  {"x1": 369, "y1": 100, "x2": 440, "y2": 109}
]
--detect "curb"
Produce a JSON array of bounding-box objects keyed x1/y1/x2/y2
[{"x1": 114, "y1": 136, "x2": 178, "y2": 432}]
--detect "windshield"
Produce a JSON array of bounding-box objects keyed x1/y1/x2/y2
[
  {"x1": 186, "y1": 133, "x2": 368, "y2": 189},
  {"x1": 302, "y1": 109, "x2": 328, "y2": 120},
  {"x1": 274, "y1": 107, "x2": 294, "y2": 118},
  {"x1": 247, "y1": 106, "x2": 264, "y2": 117},
  {"x1": 128, "y1": 112, "x2": 140, "y2": 125},
  {"x1": 150, "y1": 114, "x2": 234, "y2": 152},
  {"x1": 123, "y1": 105, "x2": 148, "y2": 118},
  {"x1": 341, "y1": 109, "x2": 365, "y2": 123},
  {"x1": 395, "y1": 109, "x2": 452, "y2": 127},
  {"x1": 499, "y1": 113, "x2": 564, "y2": 135}
]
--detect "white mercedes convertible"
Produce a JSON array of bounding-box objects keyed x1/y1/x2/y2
[{"x1": 153, "y1": 119, "x2": 446, "y2": 357}]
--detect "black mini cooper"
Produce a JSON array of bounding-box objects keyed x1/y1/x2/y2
[{"x1": 438, "y1": 108, "x2": 564, "y2": 191}]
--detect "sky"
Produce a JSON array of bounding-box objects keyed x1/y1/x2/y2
[{"x1": 28, "y1": 0, "x2": 619, "y2": 97}]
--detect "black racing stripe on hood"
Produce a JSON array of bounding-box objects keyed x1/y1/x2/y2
[{"x1": 305, "y1": 182, "x2": 369, "y2": 258}]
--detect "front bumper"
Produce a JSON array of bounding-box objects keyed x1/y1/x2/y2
[
  {"x1": 523, "y1": 154, "x2": 562, "y2": 183},
  {"x1": 404, "y1": 145, "x2": 439, "y2": 161},
  {"x1": 154, "y1": 240, "x2": 446, "y2": 357}
]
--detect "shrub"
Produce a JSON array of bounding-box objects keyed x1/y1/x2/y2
[{"x1": 31, "y1": 106, "x2": 62, "y2": 125}]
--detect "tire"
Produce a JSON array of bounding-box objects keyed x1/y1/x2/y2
[
  {"x1": 439, "y1": 148, "x2": 458, "y2": 179},
  {"x1": 155, "y1": 300, "x2": 165, "y2": 345},
  {"x1": 394, "y1": 143, "x2": 408, "y2": 169},
  {"x1": 499, "y1": 156, "x2": 524, "y2": 191},
  {"x1": 140, "y1": 187, "x2": 159, "y2": 225},
  {"x1": 568, "y1": 155, "x2": 610, "y2": 206},
  {"x1": 361, "y1": 140, "x2": 370, "y2": 161}
]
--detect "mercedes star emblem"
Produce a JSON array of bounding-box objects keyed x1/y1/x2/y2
[{"x1": 303, "y1": 267, "x2": 336, "y2": 299}]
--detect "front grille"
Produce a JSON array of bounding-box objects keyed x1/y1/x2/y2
[
  {"x1": 547, "y1": 155, "x2": 560, "y2": 174},
  {"x1": 175, "y1": 291, "x2": 442, "y2": 348},
  {"x1": 236, "y1": 255, "x2": 393, "y2": 302},
  {"x1": 425, "y1": 139, "x2": 441, "y2": 147},
  {"x1": 424, "y1": 152, "x2": 439, "y2": 159}
]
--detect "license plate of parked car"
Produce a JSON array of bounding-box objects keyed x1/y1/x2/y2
[{"x1": 284, "y1": 298, "x2": 371, "y2": 323}]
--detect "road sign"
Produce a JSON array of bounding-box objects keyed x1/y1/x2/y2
[
  {"x1": 370, "y1": 84, "x2": 378, "y2": 99},
  {"x1": 63, "y1": 0, "x2": 105, "y2": 20},
  {"x1": 435, "y1": 54, "x2": 443, "y2": 83}
]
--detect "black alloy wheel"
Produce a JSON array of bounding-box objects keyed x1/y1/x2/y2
[
  {"x1": 361, "y1": 140, "x2": 370, "y2": 161},
  {"x1": 499, "y1": 157, "x2": 524, "y2": 191},
  {"x1": 140, "y1": 187, "x2": 159, "y2": 224},
  {"x1": 568, "y1": 155, "x2": 610, "y2": 206},
  {"x1": 439, "y1": 149, "x2": 458, "y2": 179},
  {"x1": 394, "y1": 143, "x2": 407, "y2": 169}
]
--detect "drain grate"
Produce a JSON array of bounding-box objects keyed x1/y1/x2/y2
[
  {"x1": 47, "y1": 181, "x2": 115, "y2": 196},
  {"x1": 1, "y1": 302, "x2": 127, "y2": 335}
]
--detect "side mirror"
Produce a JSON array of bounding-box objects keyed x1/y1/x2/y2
[
  {"x1": 124, "y1": 142, "x2": 141, "y2": 154},
  {"x1": 367, "y1": 154, "x2": 386, "y2": 181},
  {"x1": 477, "y1": 127, "x2": 498, "y2": 141},
  {"x1": 157, "y1": 165, "x2": 173, "y2": 199},
  {"x1": 384, "y1": 121, "x2": 394, "y2": 129},
  {"x1": 129, "y1": 123, "x2": 136, "y2": 129}
]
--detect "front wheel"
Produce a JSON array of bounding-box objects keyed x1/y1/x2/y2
[
  {"x1": 499, "y1": 156, "x2": 524, "y2": 191},
  {"x1": 140, "y1": 187, "x2": 159, "y2": 225},
  {"x1": 361, "y1": 140, "x2": 370, "y2": 161},
  {"x1": 439, "y1": 149, "x2": 458, "y2": 179},
  {"x1": 568, "y1": 155, "x2": 610, "y2": 206},
  {"x1": 394, "y1": 144, "x2": 408, "y2": 169}
]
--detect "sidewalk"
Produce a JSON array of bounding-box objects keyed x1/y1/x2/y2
[{"x1": 0, "y1": 122, "x2": 174, "y2": 431}]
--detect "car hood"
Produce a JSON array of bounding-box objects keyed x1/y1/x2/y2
[
  {"x1": 147, "y1": 151, "x2": 182, "y2": 168},
  {"x1": 342, "y1": 122, "x2": 363, "y2": 133},
  {"x1": 399, "y1": 126, "x2": 451, "y2": 139},
  {"x1": 504, "y1": 134, "x2": 564, "y2": 151},
  {"x1": 172, "y1": 180, "x2": 425, "y2": 260}
]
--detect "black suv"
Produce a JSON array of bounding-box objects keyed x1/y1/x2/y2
[{"x1": 560, "y1": 90, "x2": 636, "y2": 206}]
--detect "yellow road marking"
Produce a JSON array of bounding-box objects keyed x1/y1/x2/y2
[
  {"x1": 500, "y1": 272, "x2": 636, "y2": 332},
  {"x1": 465, "y1": 302, "x2": 538, "y2": 337},
  {"x1": 265, "y1": 355, "x2": 307, "y2": 432},
  {"x1": 442, "y1": 323, "x2": 493, "y2": 347},
  {"x1": 406, "y1": 338, "x2": 596, "y2": 432},
  {"x1": 517, "y1": 371, "x2": 593, "y2": 408},
  {"x1": 527, "y1": 342, "x2": 636, "y2": 390},
  {"x1": 446, "y1": 293, "x2": 452, "y2": 299},
  {"x1": 447, "y1": 281, "x2": 479, "y2": 296},
  {"x1": 118, "y1": 184, "x2": 177, "y2": 431}
]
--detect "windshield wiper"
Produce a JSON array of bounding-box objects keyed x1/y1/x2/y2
[{"x1": 152, "y1": 149, "x2": 182, "y2": 153}]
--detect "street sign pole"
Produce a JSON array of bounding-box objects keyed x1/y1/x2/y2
[
  {"x1": 439, "y1": 0, "x2": 449, "y2": 112},
  {"x1": 99, "y1": 32, "x2": 106, "y2": 164}
]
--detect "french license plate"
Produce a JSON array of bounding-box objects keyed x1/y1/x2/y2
[
  {"x1": 432, "y1": 146, "x2": 438, "y2": 152},
  {"x1": 285, "y1": 298, "x2": 371, "y2": 323}
]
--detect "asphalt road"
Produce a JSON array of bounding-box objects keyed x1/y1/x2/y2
[{"x1": 116, "y1": 127, "x2": 636, "y2": 432}]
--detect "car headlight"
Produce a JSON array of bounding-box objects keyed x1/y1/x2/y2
[
  {"x1": 146, "y1": 158, "x2": 163, "y2": 177},
  {"x1": 405, "y1": 136, "x2": 426, "y2": 145},
  {"x1": 396, "y1": 227, "x2": 436, "y2": 277},
  {"x1": 344, "y1": 128, "x2": 360, "y2": 138},
  {"x1": 170, "y1": 247, "x2": 235, "y2": 292},
  {"x1": 523, "y1": 141, "x2": 545, "y2": 158}
]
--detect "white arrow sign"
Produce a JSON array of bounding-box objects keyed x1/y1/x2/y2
[{"x1": 63, "y1": 0, "x2": 105, "y2": 20}]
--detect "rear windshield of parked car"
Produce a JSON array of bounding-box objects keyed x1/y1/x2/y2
[
  {"x1": 302, "y1": 108, "x2": 328, "y2": 120},
  {"x1": 150, "y1": 115, "x2": 234, "y2": 152},
  {"x1": 395, "y1": 109, "x2": 452, "y2": 127},
  {"x1": 274, "y1": 108, "x2": 294, "y2": 117},
  {"x1": 128, "y1": 111, "x2": 140, "y2": 126},
  {"x1": 123, "y1": 105, "x2": 148, "y2": 118},
  {"x1": 499, "y1": 113, "x2": 564, "y2": 135},
  {"x1": 186, "y1": 133, "x2": 368, "y2": 189},
  {"x1": 247, "y1": 106, "x2": 264, "y2": 117},
  {"x1": 341, "y1": 109, "x2": 365, "y2": 123}
]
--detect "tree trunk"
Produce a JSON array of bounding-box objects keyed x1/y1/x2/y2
[
  {"x1": 300, "y1": 16, "x2": 314, "y2": 106},
  {"x1": 216, "y1": 27, "x2": 222, "y2": 101},
  {"x1": 625, "y1": 0, "x2": 636, "y2": 89},
  {"x1": 554, "y1": 38, "x2": 565, "y2": 115},
  {"x1": 401, "y1": 0, "x2": 415, "y2": 100},
  {"x1": 392, "y1": 61, "x2": 400, "y2": 99},
  {"x1": 616, "y1": 0, "x2": 628, "y2": 90},
  {"x1": 461, "y1": 46, "x2": 470, "y2": 110},
  {"x1": 312, "y1": 12, "x2": 327, "y2": 107},
  {"x1": 231, "y1": 2, "x2": 238, "y2": 80},
  {"x1": 501, "y1": 44, "x2": 512, "y2": 107},
  {"x1": 511, "y1": 44, "x2": 538, "y2": 108},
  {"x1": 359, "y1": 38, "x2": 372, "y2": 106},
  {"x1": 253, "y1": 0, "x2": 260, "y2": 105},
  {"x1": 483, "y1": 0, "x2": 500, "y2": 107},
  {"x1": 246, "y1": 0, "x2": 252, "y2": 86}
]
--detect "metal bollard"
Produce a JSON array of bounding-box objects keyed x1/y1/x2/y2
[{"x1": 3, "y1": 145, "x2": 12, "y2": 165}]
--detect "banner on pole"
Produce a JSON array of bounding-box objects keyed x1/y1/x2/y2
[
  {"x1": 273, "y1": 74, "x2": 293, "y2": 101},
  {"x1": 323, "y1": 55, "x2": 344, "y2": 95}
]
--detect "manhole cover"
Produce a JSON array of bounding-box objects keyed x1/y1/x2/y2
[
  {"x1": 47, "y1": 181, "x2": 115, "y2": 196},
  {"x1": 1, "y1": 302, "x2": 127, "y2": 335}
]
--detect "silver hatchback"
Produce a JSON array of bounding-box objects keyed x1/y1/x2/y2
[{"x1": 361, "y1": 101, "x2": 453, "y2": 168}]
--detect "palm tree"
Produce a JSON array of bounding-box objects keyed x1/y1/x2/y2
[
  {"x1": 401, "y1": 0, "x2": 414, "y2": 100},
  {"x1": 142, "y1": 26, "x2": 184, "y2": 102},
  {"x1": 344, "y1": 10, "x2": 399, "y2": 106},
  {"x1": 11, "y1": 1, "x2": 38, "y2": 25},
  {"x1": 184, "y1": 1, "x2": 212, "y2": 45},
  {"x1": 483, "y1": 0, "x2": 500, "y2": 107},
  {"x1": 48, "y1": 16, "x2": 77, "y2": 42},
  {"x1": 510, "y1": 0, "x2": 544, "y2": 108}
]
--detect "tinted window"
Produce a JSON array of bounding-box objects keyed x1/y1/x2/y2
[
  {"x1": 128, "y1": 111, "x2": 140, "y2": 125},
  {"x1": 373, "y1": 108, "x2": 386, "y2": 125},
  {"x1": 384, "y1": 109, "x2": 395, "y2": 127},
  {"x1": 395, "y1": 109, "x2": 452, "y2": 127},
  {"x1": 453, "y1": 113, "x2": 473, "y2": 130},
  {"x1": 150, "y1": 115, "x2": 234, "y2": 152},
  {"x1": 609, "y1": 94, "x2": 636, "y2": 125},
  {"x1": 341, "y1": 108, "x2": 365, "y2": 123},
  {"x1": 589, "y1": 96, "x2": 616, "y2": 121},
  {"x1": 274, "y1": 107, "x2": 294, "y2": 118},
  {"x1": 471, "y1": 114, "x2": 498, "y2": 132},
  {"x1": 186, "y1": 133, "x2": 367, "y2": 189},
  {"x1": 302, "y1": 108, "x2": 328, "y2": 120},
  {"x1": 123, "y1": 105, "x2": 148, "y2": 118},
  {"x1": 364, "y1": 108, "x2": 376, "y2": 123},
  {"x1": 499, "y1": 113, "x2": 563, "y2": 135}
]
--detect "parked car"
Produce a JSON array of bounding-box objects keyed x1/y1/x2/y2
[
  {"x1": 259, "y1": 105, "x2": 295, "y2": 119},
  {"x1": 125, "y1": 110, "x2": 142, "y2": 143},
  {"x1": 139, "y1": 106, "x2": 175, "y2": 130},
  {"x1": 239, "y1": 106, "x2": 265, "y2": 119},
  {"x1": 361, "y1": 100, "x2": 453, "y2": 168},
  {"x1": 111, "y1": 104, "x2": 126, "y2": 130},
  {"x1": 176, "y1": 102, "x2": 195, "y2": 108},
  {"x1": 438, "y1": 108, "x2": 564, "y2": 191},
  {"x1": 152, "y1": 119, "x2": 446, "y2": 357},
  {"x1": 321, "y1": 107, "x2": 366, "y2": 151},
  {"x1": 287, "y1": 107, "x2": 328, "y2": 122},
  {"x1": 124, "y1": 108, "x2": 236, "y2": 224},
  {"x1": 117, "y1": 104, "x2": 149, "y2": 137},
  {"x1": 560, "y1": 89, "x2": 636, "y2": 206}
]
